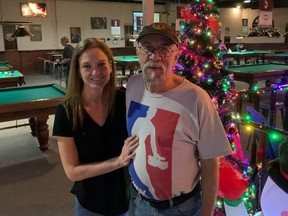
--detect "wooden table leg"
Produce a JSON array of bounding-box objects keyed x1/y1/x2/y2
[
  {"x1": 29, "y1": 116, "x2": 49, "y2": 151},
  {"x1": 268, "y1": 90, "x2": 277, "y2": 127},
  {"x1": 258, "y1": 131, "x2": 267, "y2": 168},
  {"x1": 247, "y1": 82, "x2": 258, "y2": 102},
  {"x1": 36, "y1": 116, "x2": 49, "y2": 151},
  {"x1": 253, "y1": 91, "x2": 260, "y2": 111},
  {"x1": 121, "y1": 65, "x2": 126, "y2": 75},
  {"x1": 29, "y1": 117, "x2": 37, "y2": 136},
  {"x1": 235, "y1": 93, "x2": 243, "y2": 114},
  {"x1": 250, "y1": 93, "x2": 260, "y2": 166}
]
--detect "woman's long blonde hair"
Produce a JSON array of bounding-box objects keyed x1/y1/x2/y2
[{"x1": 62, "y1": 38, "x2": 117, "y2": 129}]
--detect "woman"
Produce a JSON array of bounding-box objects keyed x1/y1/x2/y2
[{"x1": 53, "y1": 38, "x2": 138, "y2": 216}]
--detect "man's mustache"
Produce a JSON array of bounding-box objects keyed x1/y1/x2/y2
[{"x1": 143, "y1": 61, "x2": 164, "y2": 70}]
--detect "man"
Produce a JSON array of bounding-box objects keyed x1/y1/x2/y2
[
  {"x1": 126, "y1": 22, "x2": 232, "y2": 216},
  {"x1": 218, "y1": 39, "x2": 227, "y2": 53},
  {"x1": 229, "y1": 43, "x2": 244, "y2": 52},
  {"x1": 59, "y1": 36, "x2": 74, "y2": 87}
]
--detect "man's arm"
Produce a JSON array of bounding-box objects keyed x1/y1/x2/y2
[
  {"x1": 59, "y1": 58, "x2": 70, "y2": 65},
  {"x1": 200, "y1": 157, "x2": 219, "y2": 216}
]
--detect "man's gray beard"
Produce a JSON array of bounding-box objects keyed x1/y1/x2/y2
[{"x1": 142, "y1": 71, "x2": 161, "y2": 85}]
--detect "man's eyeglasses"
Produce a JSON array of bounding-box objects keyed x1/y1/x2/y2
[{"x1": 138, "y1": 46, "x2": 177, "y2": 57}]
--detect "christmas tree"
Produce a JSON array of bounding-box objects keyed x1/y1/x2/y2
[{"x1": 174, "y1": 0, "x2": 256, "y2": 215}]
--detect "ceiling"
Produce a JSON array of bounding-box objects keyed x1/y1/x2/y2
[{"x1": 84, "y1": 0, "x2": 288, "y2": 8}]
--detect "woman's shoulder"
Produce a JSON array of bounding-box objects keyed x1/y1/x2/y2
[
  {"x1": 56, "y1": 101, "x2": 75, "y2": 117},
  {"x1": 56, "y1": 102, "x2": 66, "y2": 112}
]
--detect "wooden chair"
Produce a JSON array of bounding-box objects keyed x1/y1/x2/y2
[{"x1": 259, "y1": 85, "x2": 286, "y2": 128}]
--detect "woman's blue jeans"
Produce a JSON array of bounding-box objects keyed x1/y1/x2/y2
[{"x1": 75, "y1": 197, "x2": 128, "y2": 216}]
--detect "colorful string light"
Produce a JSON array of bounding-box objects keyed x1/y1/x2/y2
[{"x1": 174, "y1": 0, "x2": 259, "y2": 214}]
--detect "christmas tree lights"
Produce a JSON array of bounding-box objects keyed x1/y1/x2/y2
[{"x1": 174, "y1": 0, "x2": 257, "y2": 214}]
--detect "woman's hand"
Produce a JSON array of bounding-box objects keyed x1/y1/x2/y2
[
  {"x1": 118, "y1": 135, "x2": 139, "y2": 167},
  {"x1": 58, "y1": 135, "x2": 139, "y2": 181}
]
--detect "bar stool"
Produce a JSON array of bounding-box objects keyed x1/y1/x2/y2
[
  {"x1": 246, "y1": 106, "x2": 280, "y2": 165},
  {"x1": 49, "y1": 61, "x2": 58, "y2": 79},
  {"x1": 38, "y1": 57, "x2": 51, "y2": 74},
  {"x1": 56, "y1": 65, "x2": 66, "y2": 87}
]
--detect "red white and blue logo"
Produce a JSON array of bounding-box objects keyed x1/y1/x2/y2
[{"x1": 127, "y1": 100, "x2": 179, "y2": 200}]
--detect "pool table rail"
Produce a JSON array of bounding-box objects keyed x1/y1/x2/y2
[
  {"x1": 0, "y1": 70, "x2": 25, "y2": 88},
  {"x1": 227, "y1": 63, "x2": 288, "y2": 84}
]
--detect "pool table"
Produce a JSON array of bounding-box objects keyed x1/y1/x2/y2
[
  {"x1": 266, "y1": 52, "x2": 288, "y2": 63},
  {"x1": 228, "y1": 63, "x2": 288, "y2": 113},
  {"x1": 0, "y1": 84, "x2": 65, "y2": 151},
  {"x1": 0, "y1": 62, "x2": 13, "y2": 71},
  {"x1": 224, "y1": 50, "x2": 269, "y2": 65},
  {"x1": 227, "y1": 63, "x2": 288, "y2": 86},
  {"x1": 114, "y1": 55, "x2": 139, "y2": 76},
  {"x1": 0, "y1": 70, "x2": 25, "y2": 88}
]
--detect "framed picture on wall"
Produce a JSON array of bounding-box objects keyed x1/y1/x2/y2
[
  {"x1": 29, "y1": 24, "x2": 42, "y2": 41},
  {"x1": 2, "y1": 25, "x2": 17, "y2": 50},
  {"x1": 70, "y1": 27, "x2": 81, "y2": 43},
  {"x1": 91, "y1": 17, "x2": 107, "y2": 29},
  {"x1": 132, "y1": 11, "x2": 160, "y2": 32},
  {"x1": 224, "y1": 36, "x2": 230, "y2": 44},
  {"x1": 111, "y1": 19, "x2": 120, "y2": 35},
  {"x1": 242, "y1": 19, "x2": 248, "y2": 26},
  {"x1": 225, "y1": 27, "x2": 230, "y2": 35}
]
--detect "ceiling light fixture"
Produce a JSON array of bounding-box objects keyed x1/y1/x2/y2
[{"x1": 11, "y1": 25, "x2": 33, "y2": 37}]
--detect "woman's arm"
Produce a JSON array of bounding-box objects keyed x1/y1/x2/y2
[{"x1": 57, "y1": 135, "x2": 139, "y2": 182}]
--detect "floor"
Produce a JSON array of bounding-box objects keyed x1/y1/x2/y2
[{"x1": 0, "y1": 73, "x2": 74, "y2": 216}]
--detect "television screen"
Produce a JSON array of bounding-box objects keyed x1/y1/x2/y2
[
  {"x1": 21, "y1": 3, "x2": 47, "y2": 17},
  {"x1": 133, "y1": 11, "x2": 160, "y2": 32}
]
